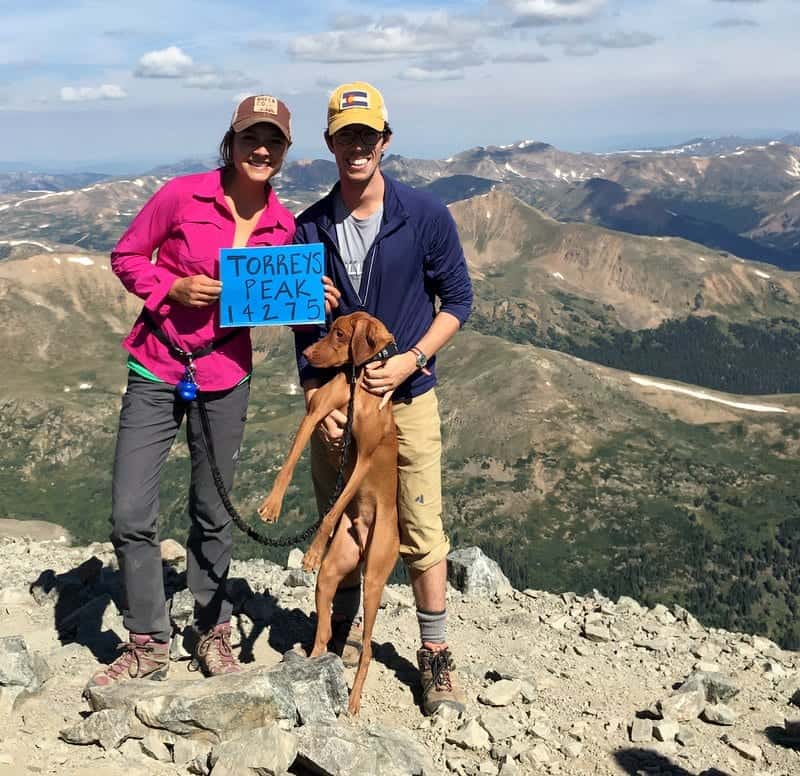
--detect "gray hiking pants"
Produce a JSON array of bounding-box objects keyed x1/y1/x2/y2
[{"x1": 110, "y1": 372, "x2": 249, "y2": 642}]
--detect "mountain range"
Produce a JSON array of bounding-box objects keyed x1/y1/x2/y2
[
  {"x1": 4, "y1": 135, "x2": 800, "y2": 649},
  {"x1": 3, "y1": 134, "x2": 800, "y2": 269}
]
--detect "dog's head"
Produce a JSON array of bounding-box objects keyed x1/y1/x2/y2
[{"x1": 303, "y1": 312, "x2": 394, "y2": 369}]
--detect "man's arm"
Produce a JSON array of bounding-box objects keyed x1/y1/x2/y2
[
  {"x1": 363, "y1": 202, "x2": 472, "y2": 396},
  {"x1": 361, "y1": 311, "x2": 461, "y2": 395}
]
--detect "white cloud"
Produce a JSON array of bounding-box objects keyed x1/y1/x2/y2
[
  {"x1": 183, "y1": 70, "x2": 255, "y2": 90},
  {"x1": 290, "y1": 27, "x2": 443, "y2": 62},
  {"x1": 132, "y1": 46, "x2": 251, "y2": 91},
  {"x1": 59, "y1": 84, "x2": 127, "y2": 102},
  {"x1": 492, "y1": 51, "x2": 550, "y2": 63},
  {"x1": 712, "y1": 17, "x2": 759, "y2": 27},
  {"x1": 594, "y1": 31, "x2": 659, "y2": 49},
  {"x1": 330, "y1": 13, "x2": 372, "y2": 30},
  {"x1": 538, "y1": 30, "x2": 658, "y2": 56},
  {"x1": 503, "y1": 0, "x2": 607, "y2": 25},
  {"x1": 246, "y1": 37, "x2": 274, "y2": 49},
  {"x1": 423, "y1": 49, "x2": 489, "y2": 69},
  {"x1": 289, "y1": 13, "x2": 486, "y2": 63},
  {"x1": 398, "y1": 66, "x2": 464, "y2": 81},
  {"x1": 134, "y1": 46, "x2": 194, "y2": 78}
]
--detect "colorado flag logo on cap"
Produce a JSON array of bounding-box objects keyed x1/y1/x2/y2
[{"x1": 340, "y1": 90, "x2": 370, "y2": 110}]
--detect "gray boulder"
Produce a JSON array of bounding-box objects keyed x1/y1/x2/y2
[
  {"x1": 168, "y1": 588, "x2": 195, "y2": 631},
  {"x1": 284, "y1": 568, "x2": 314, "y2": 588},
  {"x1": 681, "y1": 670, "x2": 739, "y2": 704},
  {"x1": 657, "y1": 688, "x2": 705, "y2": 722},
  {"x1": 0, "y1": 635, "x2": 50, "y2": 707},
  {"x1": 447, "y1": 547, "x2": 512, "y2": 597},
  {"x1": 86, "y1": 652, "x2": 348, "y2": 744},
  {"x1": 701, "y1": 703, "x2": 737, "y2": 726},
  {"x1": 295, "y1": 722, "x2": 437, "y2": 775},
  {"x1": 59, "y1": 708, "x2": 139, "y2": 750},
  {"x1": 210, "y1": 724, "x2": 297, "y2": 776}
]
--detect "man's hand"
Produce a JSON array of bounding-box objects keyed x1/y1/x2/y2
[
  {"x1": 322, "y1": 275, "x2": 341, "y2": 315},
  {"x1": 362, "y1": 352, "x2": 417, "y2": 400},
  {"x1": 292, "y1": 276, "x2": 340, "y2": 333},
  {"x1": 168, "y1": 275, "x2": 222, "y2": 308}
]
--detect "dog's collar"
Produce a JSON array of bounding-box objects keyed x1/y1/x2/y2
[{"x1": 363, "y1": 341, "x2": 398, "y2": 366}]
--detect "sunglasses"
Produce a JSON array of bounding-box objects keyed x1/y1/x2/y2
[{"x1": 332, "y1": 127, "x2": 384, "y2": 147}]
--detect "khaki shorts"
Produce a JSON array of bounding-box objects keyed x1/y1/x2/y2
[{"x1": 310, "y1": 388, "x2": 449, "y2": 573}]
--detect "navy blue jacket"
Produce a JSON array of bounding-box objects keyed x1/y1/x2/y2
[{"x1": 293, "y1": 175, "x2": 473, "y2": 400}]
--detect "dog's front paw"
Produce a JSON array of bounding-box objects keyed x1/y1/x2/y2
[
  {"x1": 302, "y1": 544, "x2": 324, "y2": 572},
  {"x1": 257, "y1": 493, "x2": 283, "y2": 524},
  {"x1": 346, "y1": 695, "x2": 362, "y2": 716}
]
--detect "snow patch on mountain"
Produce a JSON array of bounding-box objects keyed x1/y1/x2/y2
[
  {"x1": 0, "y1": 239, "x2": 54, "y2": 253},
  {"x1": 630, "y1": 376, "x2": 787, "y2": 414},
  {"x1": 504, "y1": 162, "x2": 524, "y2": 177},
  {"x1": 67, "y1": 256, "x2": 94, "y2": 267}
]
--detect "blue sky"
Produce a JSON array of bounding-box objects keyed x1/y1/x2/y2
[{"x1": 1, "y1": 0, "x2": 798, "y2": 171}]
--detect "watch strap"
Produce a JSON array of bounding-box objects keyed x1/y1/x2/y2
[{"x1": 410, "y1": 346, "x2": 431, "y2": 375}]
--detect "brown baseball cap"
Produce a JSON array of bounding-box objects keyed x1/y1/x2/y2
[{"x1": 231, "y1": 95, "x2": 292, "y2": 142}]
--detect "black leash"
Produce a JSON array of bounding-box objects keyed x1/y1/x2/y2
[
  {"x1": 142, "y1": 309, "x2": 360, "y2": 547},
  {"x1": 142, "y1": 309, "x2": 243, "y2": 360},
  {"x1": 196, "y1": 367, "x2": 358, "y2": 547}
]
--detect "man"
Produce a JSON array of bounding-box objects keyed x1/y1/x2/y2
[{"x1": 293, "y1": 82, "x2": 473, "y2": 715}]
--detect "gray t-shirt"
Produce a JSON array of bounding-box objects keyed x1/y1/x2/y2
[{"x1": 333, "y1": 192, "x2": 383, "y2": 300}]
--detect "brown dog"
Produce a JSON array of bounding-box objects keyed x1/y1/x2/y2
[{"x1": 258, "y1": 311, "x2": 400, "y2": 715}]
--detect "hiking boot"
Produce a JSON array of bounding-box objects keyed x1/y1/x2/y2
[
  {"x1": 417, "y1": 646, "x2": 466, "y2": 716},
  {"x1": 194, "y1": 623, "x2": 242, "y2": 676},
  {"x1": 84, "y1": 634, "x2": 169, "y2": 692},
  {"x1": 329, "y1": 616, "x2": 363, "y2": 668}
]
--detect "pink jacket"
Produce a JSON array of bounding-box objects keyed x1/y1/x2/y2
[{"x1": 111, "y1": 169, "x2": 296, "y2": 391}]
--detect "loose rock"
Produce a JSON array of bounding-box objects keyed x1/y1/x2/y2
[
  {"x1": 701, "y1": 703, "x2": 737, "y2": 726},
  {"x1": 59, "y1": 708, "x2": 137, "y2": 750},
  {"x1": 721, "y1": 734, "x2": 762, "y2": 762},
  {"x1": 447, "y1": 718, "x2": 491, "y2": 751},
  {"x1": 209, "y1": 724, "x2": 297, "y2": 776},
  {"x1": 629, "y1": 718, "x2": 653, "y2": 743},
  {"x1": 447, "y1": 547, "x2": 512, "y2": 597},
  {"x1": 478, "y1": 679, "x2": 521, "y2": 707}
]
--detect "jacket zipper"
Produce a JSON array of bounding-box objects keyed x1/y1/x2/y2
[{"x1": 319, "y1": 221, "x2": 375, "y2": 310}]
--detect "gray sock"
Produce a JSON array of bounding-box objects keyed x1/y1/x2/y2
[
  {"x1": 332, "y1": 584, "x2": 362, "y2": 623},
  {"x1": 417, "y1": 608, "x2": 447, "y2": 646}
]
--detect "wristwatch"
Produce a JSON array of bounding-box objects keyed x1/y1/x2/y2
[{"x1": 410, "y1": 346, "x2": 428, "y2": 370}]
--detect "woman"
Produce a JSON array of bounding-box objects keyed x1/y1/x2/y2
[{"x1": 87, "y1": 95, "x2": 296, "y2": 689}]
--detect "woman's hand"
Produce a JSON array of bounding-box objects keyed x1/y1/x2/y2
[
  {"x1": 304, "y1": 385, "x2": 347, "y2": 447},
  {"x1": 322, "y1": 275, "x2": 341, "y2": 315},
  {"x1": 168, "y1": 275, "x2": 222, "y2": 307},
  {"x1": 319, "y1": 409, "x2": 348, "y2": 446}
]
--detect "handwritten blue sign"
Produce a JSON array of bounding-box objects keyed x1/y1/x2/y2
[{"x1": 219, "y1": 243, "x2": 325, "y2": 327}]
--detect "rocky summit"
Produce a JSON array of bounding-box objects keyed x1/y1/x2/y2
[{"x1": 1, "y1": 526, "x2": 800, "y2": 776}]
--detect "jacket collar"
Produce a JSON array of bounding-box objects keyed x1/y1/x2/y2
[
  {"x1": 316, "y1": 174, "x2": 408, "y2": 239},
  {"x1": 191, "y1": 168, "x2": 292, "y2": 234}
]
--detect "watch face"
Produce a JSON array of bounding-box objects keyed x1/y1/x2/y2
[{"x1": 416, "y1": 352, "x2": 428, "y2": 368}]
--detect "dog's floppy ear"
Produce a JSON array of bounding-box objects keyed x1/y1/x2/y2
[{"x1": 350, "y1": 316, "x2": 394, "y2": 366}]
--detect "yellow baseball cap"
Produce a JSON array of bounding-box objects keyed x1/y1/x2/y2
[{"x1": 327, "y1": 82, "x2": 388, "y2": 135}]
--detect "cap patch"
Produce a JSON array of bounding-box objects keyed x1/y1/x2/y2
[
  {"x1": 253, "y1": 95, "x2": 278, "y2": 115},
  {"x1": 340, "y1": 90, "x2": 369, "y2": 110}
]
